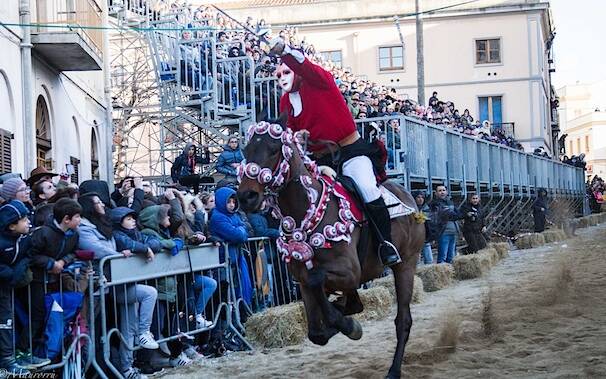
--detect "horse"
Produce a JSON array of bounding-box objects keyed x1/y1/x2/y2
[{"x1": 237, "y1": 122, "x2": 425, "y2": 378}]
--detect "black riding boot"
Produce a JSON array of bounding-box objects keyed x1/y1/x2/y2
[{"x1": 366, "y1": 197, "x2": 401, "y2": 266}]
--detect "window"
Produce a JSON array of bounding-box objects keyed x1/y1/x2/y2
[
  {"x1": 69, "y1": 156, "x2": 80, "y2": 184},
  {"x1": 35, "y1": 95, "x2": 52, "y2": 170},
  {"x1": 91, "y1": 129, "x2": 99, "y2": 180},
  {"x1": 475, "y1": 38, "x2": 501, "y2": 64},
  {"x1": 478, "y1": 96, "x2": 502, "y2": 125},
  {"x1": 319, "y1": 50, "x2": 342, "y2": 68},
  {"x1": 0, "y1": 129, "x2": 12, "y2": 174},
  {"x1": 585, "y1": 135, "x2": 590, "y2": 153},
  {"x1": 378, "y1": 46, "x2": 404, "y2": 71}
]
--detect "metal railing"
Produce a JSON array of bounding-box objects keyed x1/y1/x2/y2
[{"x1": 34, "y1": 0, "x2": 104, "y2": 58}]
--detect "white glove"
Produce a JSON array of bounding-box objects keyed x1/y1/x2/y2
[
  {"x1": 269, "y1": 37, "x2": 286, "y2": 56},
  {"x1": 319, "y1": 165, "x2": 337, "y2": 180}
]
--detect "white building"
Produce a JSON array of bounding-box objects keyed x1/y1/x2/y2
[
  {"x1": 558, "y1": 80, "x2": 606, "y2": 178},
  {"x1": 0, "y1": 0, "x2": 111, "y2": 183},
  {"x1": 212, "y1": 0, "x2": 559, "y2": 153}
]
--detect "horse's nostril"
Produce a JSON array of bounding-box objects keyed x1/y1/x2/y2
[{"x1": 245, "y1": 191, "x2": 259, "y2": 201}]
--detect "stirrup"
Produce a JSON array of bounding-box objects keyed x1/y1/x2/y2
[{"x1": 379, "y1": 240, "x2": 401, "y2": 267}]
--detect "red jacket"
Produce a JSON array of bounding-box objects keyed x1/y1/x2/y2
[{"x1": 279, "y1": 55, "x2": 356, "y2": 151}]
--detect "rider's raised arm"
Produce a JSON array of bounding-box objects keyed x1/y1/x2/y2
[{"x1": 280, "y1": 45, "x2": 334, "y2": 91}]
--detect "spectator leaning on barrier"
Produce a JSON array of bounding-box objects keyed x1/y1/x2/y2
[
  {"x1": 0, "y1": 200, "x2": 43, "y2": 375},
  {"x1": 459, "y1": 194, "x2": 488, "y2": 254},
  {"x1": 429, "y1": 185, "x2": 461, "y2": 264},
  {"x1": 533, "y1": 188, "x2": 548, "y2": 233},
  {"x1": 412, "y1": 191, "x2": 433, "y2": 265},
  {"x1": 215, "y1": 136, "x2": 244, "y2": 181},
  {"x1": 209, "y1": 187, "x2": 253, "y2": 307},
  {"x1": 248, "y1": 199, "x2": 280, "y2": 239},
  {"x1": 78, "y1": 193, "x2": 159, "y2": 379}
]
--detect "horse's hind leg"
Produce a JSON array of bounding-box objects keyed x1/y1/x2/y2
[{"x1": 387, "y1": 262, "x2": 415, "y2": 378}]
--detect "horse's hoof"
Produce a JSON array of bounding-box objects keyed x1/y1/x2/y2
[
  {"x1": 308, "y1": 332, "x2": 329, "y2": 346},
  {"x1": 346, "y1": 319, "x2": 363, "y2": 340}
]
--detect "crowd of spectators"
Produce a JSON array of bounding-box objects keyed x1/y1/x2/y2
[
  {"x1": 135, "y1": 1, "x2": 525, "y2": 151},
  {"x1": 0, "y1": 165, "x2": 292, "y2": 379},
  {"x1": 588, "y1": 175, "x2": 604, "y2": 214}
]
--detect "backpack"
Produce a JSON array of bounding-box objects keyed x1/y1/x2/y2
[{"x1": 36, "y1": 292, "x2": 84, "y2": 360}]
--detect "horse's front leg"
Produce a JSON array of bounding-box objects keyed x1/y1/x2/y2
[
  {"x1": 306, "y1": 267, "x2": 363, "y2": 341},
  {"x1": 387, "y1": 262, "x2": 415, "y2": 378},
  {"x1": 300, "y1": 283, "x2": 338, "y2": 345}
]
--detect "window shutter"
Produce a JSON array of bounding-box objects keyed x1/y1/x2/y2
[{"x1": 0, "y1": 129, "x2": 12, "y2": 174}]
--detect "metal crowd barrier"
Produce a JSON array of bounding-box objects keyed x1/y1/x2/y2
[{"x1": 96, "y1": 243, "x2": 250, "y2": 379}]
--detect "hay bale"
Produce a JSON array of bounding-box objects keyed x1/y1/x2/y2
[
  {"x1": 514, "y1": 233, "x2": 546, "y2": 249},
  {"x1": 355, "y1": 286, "x2": 392, "y2": 321},
  {"x1": 489, "y1": 242, "x2": 510, "y2": 260},
  {"x1": 542, "y1": 229, "x2": 567, "y2": 243},
  {"x1": 562, "y1": 220, "x2": 577, "y2": 238},
  {"x1": 478, "y1": 247, "x2": 499, "y2": 267},
  {"x1": 416, "y1": 264, "x2": 454, "y2": 292},
  {"x1": 577, "y1": 217, "x2": 590, "y2": 228},
  {"x1": 245, "y1": 302, "x2": 307, "y2": 348},
  {"x1": 452, "y1": 253, "x2": 491, "y2": 280},
  {"x1": 370, "y1": 274, "x2": 425, "y2": 304}
]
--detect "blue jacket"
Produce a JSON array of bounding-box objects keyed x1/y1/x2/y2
[
  {"x1": 215, "y1": 144, "x2": 244, "y2": 177},
  {"x1": 248, "y1": 211, "x2": 280, "y2": 239},
  {"x1": 0, "y1": 232, "x2": 31, "y2": 287},
  {"x1": 209, "y1": 187, "x2": 252, "y2": 306},
  {"x1": 209, "y1": 187, "x2": 248, "y2": 244},
  {"x1": 110, "y1": 207, "x2": 162, "y2": 254}
]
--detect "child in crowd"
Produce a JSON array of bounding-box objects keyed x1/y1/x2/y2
[
  {"x1": 110, "y1": 206, "x2": 162, "y2": 348},
  {"x1": 21, "y1": 198, "x2": 84, "y2": 368},
  {"x1": 412, "y1": 191, "x2": 433, "y2": 265},
  {"x1": 209, "y1": 187, "x2": 252, "y2": 307},
  {"x1": 138, "y1": 203, "x2": 216, "y2": 366},
  {"x1": 77, "y1": 194, "x2": 158, "y2": 379},
  {"x1": 0, "y1": 200, "x2": 47, "y2": 374}
]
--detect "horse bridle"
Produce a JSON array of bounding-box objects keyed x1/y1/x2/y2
[{"x1": 239, "y1": 122, "x2": 357, "y2": 270}]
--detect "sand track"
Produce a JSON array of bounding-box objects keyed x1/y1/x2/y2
[{"x1": 159, "y1": 224, "x2": 606, "y2": 378}]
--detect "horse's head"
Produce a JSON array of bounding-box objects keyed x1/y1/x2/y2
[{"x1": 237, "y1": 122, "x2": 296, "y2": 212}]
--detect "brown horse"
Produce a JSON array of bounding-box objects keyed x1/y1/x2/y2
[{"x1": 237, "y1": 123, "x2": 424, "y2": 378}]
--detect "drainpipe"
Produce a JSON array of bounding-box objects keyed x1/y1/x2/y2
[
  {"x1": 101, "y1": 1, "x2": 114, "y2": 189},
  {"x1": 19, "y1": 0, "x2": 35, "y2": 174}
]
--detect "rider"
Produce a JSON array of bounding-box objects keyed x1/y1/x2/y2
[{"x1": 270, "y1": 38, "x2": 400, "y2": 267}]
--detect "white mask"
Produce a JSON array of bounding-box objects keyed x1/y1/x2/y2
[{"x1": 276, "y1": 63, "x2": 295, "y2": 93}]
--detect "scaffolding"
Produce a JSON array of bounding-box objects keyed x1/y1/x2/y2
[{"x1": 109, "y1": 2, "x2": 261, "y2": 184}]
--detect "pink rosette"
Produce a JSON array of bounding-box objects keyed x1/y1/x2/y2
[
  {"x1": 323, "y1": 225, "x2": 338, "y2": 239},
  {"x1": 309, "y1": 233, "x2": 326, "y2": 248},
  {"x1": 244, "y1": 162, "x2": 260, "y2": 179},
  {"x1": 292, "y1": 229, "x2": 307, "y2": 242},
  {"x1": 288, "y1": 241, "x2": 314, "y2": 262},
  {"x1": 339, "y1": 208, "x2": 353, "y2": 222},
  {"x1": 281, "y1": 216, "x2": 296, "y2": 233},
  {"x1": 268, "y1": 123, "x2": 283, "y2": 139},
  {"x1": 258, "y1": 168, "x2": 273, "y2": 184},
  {"x1": 335, "y1": 222, "x2": 347, "y2": 235}
]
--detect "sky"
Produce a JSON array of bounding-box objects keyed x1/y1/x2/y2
[{"x1": 550, "y1": 0, "x2": 606, "y2": 88}]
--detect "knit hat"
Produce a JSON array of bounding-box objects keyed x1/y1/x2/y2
[
  {"x1": 0, "y1": 200, "x2": 29, "y2": 231},
  {"x1": 1, "y1": 178, "x2": 27, "y2": 201}
]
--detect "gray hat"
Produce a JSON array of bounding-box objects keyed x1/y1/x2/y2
[{"x1": 1, "y1": 178, "x2": 26, "y2": 201}]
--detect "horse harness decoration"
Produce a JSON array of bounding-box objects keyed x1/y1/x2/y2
[{"x1": 238, "y1": 122, "x2": 358, "y2": 270}]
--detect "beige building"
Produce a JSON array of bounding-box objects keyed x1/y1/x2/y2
[
  {"x1": 558, "y1": 80, "x2": 606, "y2": 178},
  {"x1": 0, "y1": 0, "x2": 112, "y2": 182},
  {"x1": 207, "y1": 0, "x2": 559, "y2": 153}
]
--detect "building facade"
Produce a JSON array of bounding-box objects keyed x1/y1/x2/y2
[
  {"x1": 0, "y1": 0, "x2": 111, "y2": 183},
  {"x1": 215, "y1": 0, "x2": 558, "y2": 153},
  {"x1": 558, "y1": 80, "x2": 606, "y2": 178}
]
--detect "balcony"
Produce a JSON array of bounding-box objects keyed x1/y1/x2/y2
[{"x1": 32, "y1": 0, "x2": 103, "y2": 71}]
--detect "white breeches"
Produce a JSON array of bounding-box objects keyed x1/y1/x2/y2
[{"x1": 341, "y1": 155, "x2": 381, "y2": 203}]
